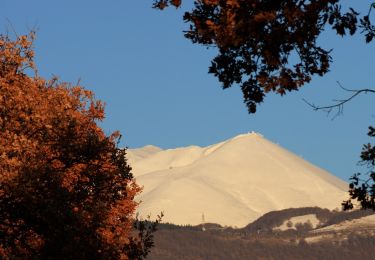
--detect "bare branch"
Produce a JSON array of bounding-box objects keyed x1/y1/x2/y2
[
  {"x1": 303, "y1": 82, "x2": 375, "y2": 118},
  {"x1": 336, "y1": 81, "x2": 358, "y2": 92}
]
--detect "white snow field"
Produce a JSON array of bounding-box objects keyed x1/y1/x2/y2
[
  {"x1": 274, "y1": 214, "x2": 321, "y2": 231},
  {"x1": 127, "y1": 132, "x2": 348, "y2": 227}
]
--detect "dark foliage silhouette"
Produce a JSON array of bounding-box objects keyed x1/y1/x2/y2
[
  {"x1": 153, "y1": 0, "x2": 374, "y2": 113},
  {"x1": 343, "y1": 126, "x2": 375, "y2": 210}
]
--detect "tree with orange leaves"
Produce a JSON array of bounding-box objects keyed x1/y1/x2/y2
[{"x1": 0, "y1": 33, "x2": 157, "y2": 259}]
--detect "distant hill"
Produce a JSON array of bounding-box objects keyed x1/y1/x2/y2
[
  {"x1": 243, "y1": 207, "x2": 374, "y2": 233},
  {"x1": 148, "y1": 208, "x2": 375, "y2": 260},
  {"x1": 128, "y1": 132, "x2": 347, "y2": 227}
]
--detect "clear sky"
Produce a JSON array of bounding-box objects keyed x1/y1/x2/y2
[{"x1": 1, "y1": 1, "x2": 374, "y2": 182}]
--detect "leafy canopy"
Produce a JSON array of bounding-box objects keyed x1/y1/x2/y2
[
  {"x1": 0, "y1": 33, "x2": 155, "y2": 259},
  {"x1": 154, "y1": 0, "x2": 373, "y2": 113}
]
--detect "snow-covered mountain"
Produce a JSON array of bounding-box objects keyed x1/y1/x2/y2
[{"x1": 127, "y1": 132, "x2": 348, "y2": 227}]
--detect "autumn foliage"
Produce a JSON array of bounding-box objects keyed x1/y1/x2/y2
[{"x1": 0, "y1": 33, "x2": 154, "y2": 259}]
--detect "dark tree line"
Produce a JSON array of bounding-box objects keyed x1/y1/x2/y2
[{"x1": 149, "y1": 226, "x2": 375, "y2": 260}]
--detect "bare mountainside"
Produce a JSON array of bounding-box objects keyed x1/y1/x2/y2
[{"x1": 127, "y1": 132, "x2": 347, "y2": 227}]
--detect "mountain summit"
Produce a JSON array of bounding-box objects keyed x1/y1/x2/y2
[{"x1": 127, "y1": 132, "x2": 347, "y2": 227}]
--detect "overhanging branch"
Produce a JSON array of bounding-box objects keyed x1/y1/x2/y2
[{"x1": 303, "y1": 81, "x2": 375, "y2": 118}]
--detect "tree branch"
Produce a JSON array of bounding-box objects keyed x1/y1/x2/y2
[{"x1": 303, "y1": 82, "x2": 375, "y2": 118}]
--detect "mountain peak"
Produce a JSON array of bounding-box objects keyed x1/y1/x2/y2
[
  {"x1": 129, "y1": 134, "x2": 348, "y2": 227},
  {"x1": 232, "y1": 131, "x2": 264, "y2": 140}
]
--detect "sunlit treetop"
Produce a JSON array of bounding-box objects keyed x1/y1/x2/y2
[{"x1": 0, "y1": 33, "x2": 156, "y2": 259}]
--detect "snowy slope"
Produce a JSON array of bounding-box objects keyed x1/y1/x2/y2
[
  {"x1": 314, "y1": 214, "x2": 375, "y2": 233},
  {"x1": 305, "y1": 214, "x2": 375, "y2": 243},
  {"x1": 127, "y1": 132, "x2": 347, "y2": 227},
  {"x1": 274, "y1": 214, "x2": 321, "y2": 231}
]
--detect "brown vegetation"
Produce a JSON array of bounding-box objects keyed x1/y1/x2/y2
[
  {"x1": 0, "y1": 33, "x2": 156, "y2": 259},
  {"x1": 149, "y1": 207, "x2": 375, "y2": 259},
  {"x1": 150, "y1": 230, "x2": 375, "y2": 260}
]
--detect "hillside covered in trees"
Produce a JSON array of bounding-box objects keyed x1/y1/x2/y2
[{"x1": 148, "y1": 207, "x2": 375, "y2": 259}]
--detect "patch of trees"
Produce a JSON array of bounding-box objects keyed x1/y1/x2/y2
[
  {"x1": 320, "y1": 208, "x2": 375, "y2": 227},
  {"x1": 158, "y1": 222, "x2": 223, "y2": 231}
]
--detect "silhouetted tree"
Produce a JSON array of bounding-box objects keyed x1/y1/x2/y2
[
  {"x1": 0, "y1": 32, "x2": 157, "y2": 259},
  {"x1": 343, "y1": 126, "x2": 375, "y2": 210},
  {"x1": 153, "y1": 0, "x2": 373, "y2": 113},
  {"x1": 153, "y1": 0, "x2": 375, "y2": 211}
]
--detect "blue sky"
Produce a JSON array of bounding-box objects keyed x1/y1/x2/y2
[{"x1": 1, "y1": 1, "x2": 374, "y2": 182}]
